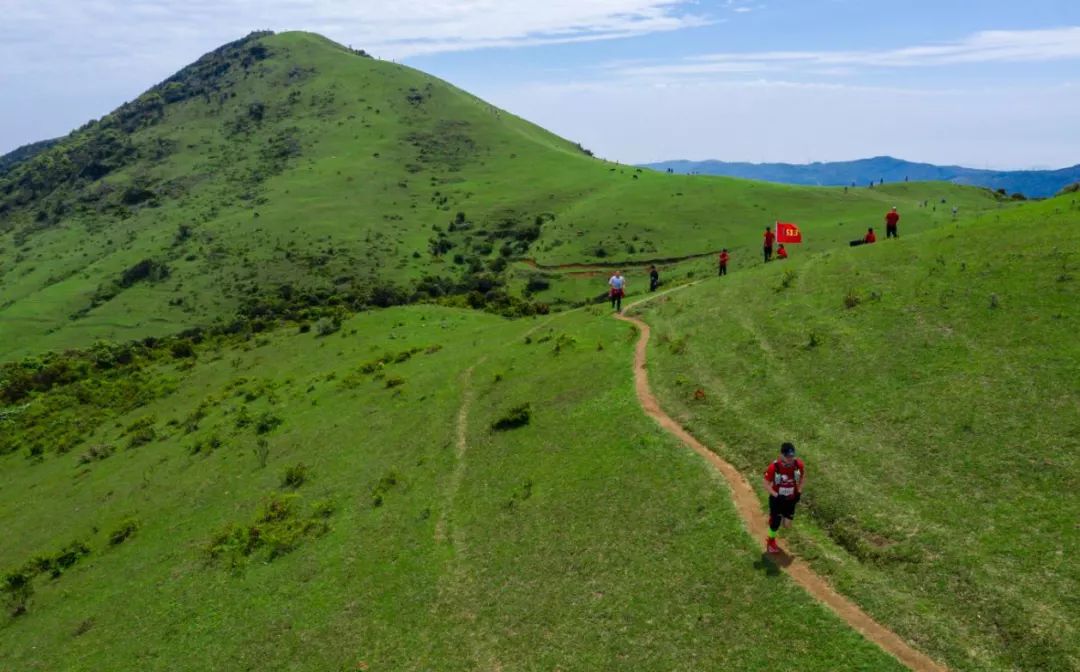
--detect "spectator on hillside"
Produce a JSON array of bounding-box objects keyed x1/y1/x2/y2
[
  {"x1": 885, "y1": 207, "x2": 900, "y2": 239},
  {"x1": 649, "y1": 265, "x2": 660, "y2": 292},
  {"x1": 718, "y1": 249, "x2": 730, "y2": 276},
  {"x1": 763, "y1": 227, "x2": 775, "y2": 263},
  {"x1": 776, "y1": 244, "x2": 788, "y2": 260},
  {"x1": 608, "y1": 271, "x2": 626, "y2": 312},
  {"x1": 850, "y1": 228, "x2": 876, "y2": 247}
]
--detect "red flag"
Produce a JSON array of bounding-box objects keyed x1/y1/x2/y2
[{"x1": 776, "y1": 221, "x2": 802, "y2": 243}]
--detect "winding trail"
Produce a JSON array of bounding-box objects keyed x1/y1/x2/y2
[{"x1": 614, "y1": 307, "x2": 948, "y2": 672}]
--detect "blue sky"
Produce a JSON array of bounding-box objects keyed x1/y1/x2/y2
[{"x1": 3, "y1": 1, "x2": 1079, "y2": 168}]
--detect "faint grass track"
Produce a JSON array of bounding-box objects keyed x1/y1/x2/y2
[
  {"x1": 433, "y1": 314, "x2": 563, "y2": 545},
  {"x1": 617, "y1": 290, "x2": 948, "y2": 672},
  {"x1": 432, "y1": 316, "x2": 562, "y2": 670},
  {"x1": 434, "y1": 364, "x2": 480, "y2": 546}
]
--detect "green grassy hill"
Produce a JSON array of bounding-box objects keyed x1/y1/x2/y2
[
  {"x1": 0, "y1": 31, "x2": 1002, "y2": 358},
  {"x1": 3, "y1": 29, "x2": 1075, "y2": 672},
  {"x1": 636, "y1": 194, "x2": 1080, "y2": 670}
]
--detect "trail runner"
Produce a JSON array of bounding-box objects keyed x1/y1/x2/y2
[{"x1": 764, "y1": 443, "x2": 806, "y2": 554}]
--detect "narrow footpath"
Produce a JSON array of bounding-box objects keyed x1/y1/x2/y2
[{"x1": 615, "y1": 307, "x2": 948, "y2": 672}]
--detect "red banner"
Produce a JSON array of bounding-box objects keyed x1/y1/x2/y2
[{"x1": 776, "y1": 221, "x2": 802, "y2": 243}]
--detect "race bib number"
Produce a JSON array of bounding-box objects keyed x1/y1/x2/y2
[{"x1": 778, "y1": 486, "x2": 795, "y2": 497}]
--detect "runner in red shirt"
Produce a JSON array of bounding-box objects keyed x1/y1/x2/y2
[
  {"x1": 763, "y1": 442, "x2": 806, "y2": 554},
  {"x1": 718, "y1": 249, "x2": 730, "y2": 276},
  {"x1": 763, "y1": 227, "x2": 775, "y2": 262},
  {"x1": 885, "y1": 207, "x2": 900, "y2": 239}
]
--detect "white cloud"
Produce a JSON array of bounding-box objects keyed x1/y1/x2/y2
[
  {"x1": 0, "y1": 0, "x2": 708, "y2": 66},
  {"x1": 616, "y1": 26, "x2": 1080, "y2": 77},
  {"x1": 0, "y1": 0, "x2": 711, "y2": 151}
]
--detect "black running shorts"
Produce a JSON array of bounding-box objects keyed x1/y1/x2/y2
[{"x1": 769, "y1": 493, "x2": 800, "y2": 519}]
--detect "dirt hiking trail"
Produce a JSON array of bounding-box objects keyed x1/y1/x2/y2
[
  {"x1": 615, "y1": 307, "x2": 948, "y2": 672},
  {"x1": 522, "y1": 250, "x2": 723, "y2": 272}
]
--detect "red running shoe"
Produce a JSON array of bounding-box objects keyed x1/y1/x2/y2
[{"x1": 766, "y1": 538, "x2": 780, "y2": 554}]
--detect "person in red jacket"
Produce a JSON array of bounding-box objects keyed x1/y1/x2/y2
[
  {"x1": 763, "y1": 227, "x2": 775, "y2": 262},
  {"x1": 718, "y1": 248, "x2": 730, "y2": 276},
  {"x1": 865, "y1": 227, "x2": 877, "y2": 244},
  {"x1": 885, "y1": 207, "x2": 900, "y2": 238},
  {"x1": 764, "y1": 442, "x2": 806, "y2": 554},
  {"x1": 776, "y1": 244, "x2": 788, "y2": 260}
]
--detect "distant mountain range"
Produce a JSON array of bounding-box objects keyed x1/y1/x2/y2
[{"x1": 642, "y1": 156, "x2": 1080, "y2": 199}]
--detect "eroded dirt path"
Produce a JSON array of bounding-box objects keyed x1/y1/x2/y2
[
  {"x1": 615, "y1": 309, "x2": 948, "y2": 672},
  {"x1": 522, "y1": 249, "x2": 723, "y2": 272}
]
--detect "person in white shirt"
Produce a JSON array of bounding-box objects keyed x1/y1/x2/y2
[{"x1": 608, "y1": 271, "x2": 626, "y2": 312}]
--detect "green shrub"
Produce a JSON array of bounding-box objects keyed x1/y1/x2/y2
[
  {"x1": 189, "y1": 435, "x2": 221, "y2": 455},
  {"x1": 315, "y1": 316, "x2": 341, "y2": 337},
  {"x1": 253, "y1": 437, "x2": 270, "y2": 468},
  {"x1": 552, "y1": 334, "x2": 577, "y2": 355},
  {"x1": 311, "y1": 499, "x2": 336, "y2": 519},
  {"x1": 126, "y1": 421, "x2": 157, "y2": 449},
  {"x1": 492, "y1": 403, "x2": 531, "y2": 431},
  {"x1": 119, "y1": 259, "x2": 170, "y2": 288},
  {"x1": 29, "y1": 541, "x2": 92, "y2": 579},
  {"x1": 371, "y1": 471, "x2": 399, "y2": 507},
  {"x1": 108, "y1": 518, "x2": 139, "y2": 546},
  {"x1": 255, "y1": 412, "x2": 283, "y2": 435},
  {"x1": 280, "y1": 463, "x2": 309, "y2": 489},
  {"x1": 2, "y1": 570, "x2": 32, "y2": 617},
  {"x1": 206, "y1": 491, "x2": 333, "y2": 569},
  {"x1": 385, "y1": 376, "x2": 405, "y2": 389},
  {"x1": 526, "y1": 274, "x2": 551, "y2": 293},
  {"x1": 170, "y1": 340, "x2": 195, "y2": 359},
  {"x1": 843, "y1": 289, "x2": 861, "y2": 309},
  {"x1": 78, "y1": 444, "x2": 114, "y2": 464}
]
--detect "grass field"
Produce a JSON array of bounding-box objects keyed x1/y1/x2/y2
[
  {"x1": 635, "y1": 194, "x2": 1080, "y2": 671},
  {"x1": 1, "y1": 304, "x2": 911, "y2": 671}
]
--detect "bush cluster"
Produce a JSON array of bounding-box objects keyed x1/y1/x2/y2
[{"x1": 492, "y1": 403, "x2": 531, "y2": 431}]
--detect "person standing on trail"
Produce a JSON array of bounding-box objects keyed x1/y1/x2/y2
[
  {"x1": 608, "y1": 271, "x2": 626, "y2": 312},
  {"x1": 764, "y1": 442, "x2": 806, "y2": 554},
  {"x1": 649, "y1": 265, "x2": 660, "y2": 292},
  {"x1": 763, "y1": 227, "x2": 775, "y2": 263},
  {"x1": 718, "y1": 249, "x2": 730, "y2": 276},
  {"x1": 776, "y1": 244, "x2": 788, "y2": 260},
  {"x1": 885, "y1": 207, "x2": 900, "y2": 239}
]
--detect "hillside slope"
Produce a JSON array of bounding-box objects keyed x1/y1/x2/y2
[
  {"x1": 637, "y1": 193, "x2": 1080, "y2": 670},
  {"x1": 0, "y1": 304, "x2": 906, "y2": 671},
  {"x1": 0, "y1": 32, "x2": 1003, "y2": 358}
]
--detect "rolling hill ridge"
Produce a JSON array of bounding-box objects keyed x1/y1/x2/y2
[{"x1": 0, "y1": 31, "x2": 1003, "y2": 358}]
